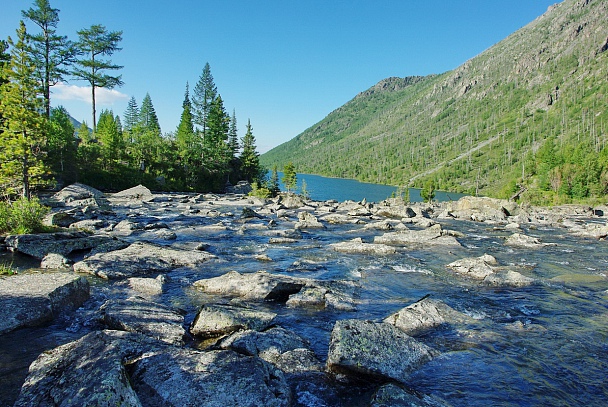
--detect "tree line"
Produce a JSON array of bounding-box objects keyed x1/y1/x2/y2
[{"x1": 0, "y1": 0, "x2": 265, "y2": 199}]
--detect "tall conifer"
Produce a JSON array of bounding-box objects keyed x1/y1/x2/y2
[
  {"x1": 239, "y1": 119, "x2": 261, "y2": 183},
  {"x1": 192, "y1": 62, "x2": 217, "y2": 136}
]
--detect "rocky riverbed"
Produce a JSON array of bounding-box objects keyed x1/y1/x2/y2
[{"x1": 1, "y1": 183, "x2": 607, "y2": 406}]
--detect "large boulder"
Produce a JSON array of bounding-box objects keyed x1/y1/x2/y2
[
  {"x1": 505, "y1": 232, "x2": 553, "y2": 248},
  {"x1": 326, "y1": 319, "x2": 437, "y2": 384},
  {"x1": 14, "y1": 330, "x2": 291, "y2": 407},
  {"x1": 190, "y1": 304, "x2": 277, "y2": 338},
  {"x1": 0, "y1": 273, "x2": 89, "y2": 335},
  {"x1": 295, "y1": 211, "x2": 325, "y2": 229},
  {"x1": 374, "y1": 224, "x2": 461, "y2": 247},
  {"x1": 73, "y1": 242, "x2": 215, "y2": 279},
  {"x1": 446, "y1": 254, "x2": 535, "y2": 287},
  {"x1": 446, "y1": 196, "x2": 519, "y2": 222},
  {"x1": 193, "y1": 271, "x2": 307, "y2": 302},
  {"x1": 111, "y1": 184, "x2": 154, "y2": 202},
  {"x1": 4, "y1": 232, "x2": 116, "y2": 260},
  {"x1": 48, "y1": 183, "x2": 109, "y2": 209},
  {"x1": 383, "y1": 296, "x2": 474, "y2": 336},
  {"x1": 100, "y1": 296, "x2": 186, "y2": 345},
  {"x1": 330, "y1": 238, "x2": 397, "y2": 255}
]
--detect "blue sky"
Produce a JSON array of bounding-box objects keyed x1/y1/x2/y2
[{"x1": 1, "y1": 0, "x2": 559, "y2": 153}]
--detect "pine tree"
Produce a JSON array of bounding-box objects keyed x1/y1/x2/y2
[
  {"x1": 268, "y1": 165, "x2": 280, "y2": 197},
  {"x1": 228, "y1": 109, "x2": 239, "y2": 158},
  {"x1": 22, "y1": 0, "x2": 78, "y2": 118},
  {"x1": 239, "y1": 119, "x2": 261, "y2": 183},
  {"x1": 282, "y1": 162, "x2": 297, "y2": 193},
  {"x1": 192, "y1": 62, "x2": 217, "y2": 136},
  {"x1": 205, "y1": 94, "x2": 230, "y2": 165},
  {"x1": 0, "y1": 21, "x2": 49, "y2": 199},
  {"x1": 139, "y1": 93, "x2": 161, "y2": 135},
  {"x1": 73, "y1": 24, "x2": 123, "y2": 132},
  {"x1": 48, "y1": 106, "x2": 78, "y2": 184},
  {"x1": 175, "y1": 84, "x2": 199, "y2": 187},
  {"x1": 96, "y1": 109, "x2": 122, "y2": 169},
  {"x1": 123, "y1": 96, "x2": 139, "y2": 135}
]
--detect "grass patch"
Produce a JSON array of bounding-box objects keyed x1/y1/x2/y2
[{"x1": 0, "y1": 262, "x2": 17, "y2": 276}]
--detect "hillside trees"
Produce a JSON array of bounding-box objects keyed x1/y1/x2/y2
[
  {"x1": 0, "y1": 21, "x2": 49, "y2": 199},
  {"x1": 73, "y1": 24, "x2": 123, "y2": 132},
  {"x1": 22, "y1": 0, "x2": 78, "y2": 118}
]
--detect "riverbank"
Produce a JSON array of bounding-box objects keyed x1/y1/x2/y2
[{"x1": 1, "y1": 183, "x2": 607, "y2": 406}]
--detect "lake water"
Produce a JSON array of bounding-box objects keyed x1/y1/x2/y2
[{"x1": 276, "y1": 172, "x2": 465, "y2": 203}]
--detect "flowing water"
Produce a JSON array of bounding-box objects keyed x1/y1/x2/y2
[{"x1": 1, "y1": 187, "x2": 607, "y2": 406}]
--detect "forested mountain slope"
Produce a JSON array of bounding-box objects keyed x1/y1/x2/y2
[{"x1": 261, "y1": 0, "x2": 608, "y2": 203}]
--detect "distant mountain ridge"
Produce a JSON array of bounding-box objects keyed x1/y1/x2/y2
[{"x1": 261, "y1": 0, "x2": 608, "y2": 202}]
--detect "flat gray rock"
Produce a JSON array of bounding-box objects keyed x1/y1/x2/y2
[
  {"x1": 100, "y1": 296, "x2": 186, "y2": 345},
  {"x1": 0, "y1": 273, "x2": 89, "y2": 334},
  {"x1": 383, "y1": 297, "x2": 474, "y2": 336},
  {"x1": 330, "y1": 238, "x2": 397, "y2": 255},
  {"x1": 73, "y1": 242, "x2": 215, "y2": 279},
  {"x1": 326, "y1": 319, "x2": 437, "y2": 383},
  {"x1": 190, "y1": 303, "x2": 276, "y2": 338},
  {"x1": 4, "y1": 232, "x2": 116, "y2": 260},
  {"x1": 374, "y1": 224, "x2": 461, "y2": 247}
]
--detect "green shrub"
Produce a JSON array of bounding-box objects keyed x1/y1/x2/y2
[
  {"x1": 248, "y1": 182, "x2": 271, "y2": 199},
  {"x1": 0, "y1": 197, "x2": 50, "y2": 235},
  {"x1": 0, "y1": 262, "x2": 17, "y2": 276}
]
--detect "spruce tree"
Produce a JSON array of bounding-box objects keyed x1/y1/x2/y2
[
  {"x1": 268, "y1": 165, "x2": 280, "y2": 197},
  {"x1": 0, "y1": 21, "x2": 49, "y2": 199},
  {"x1": 192, "y1": 62, "x2": 217, "y2": 136},
  {"x1": 73, "y1": 24, "x2": 123, "y2": 132},
  {"x1": 228, "y1": 109, "x2": 239, "y2": 158},
  {"x1": 139, "y1": 93, "x2": 161, "y2": 135},
  {"x1": 48, "y1": 106, "x2": 78, "y2": 184},
  {"x1": 205, "y1": 94, "x2": 230, "y2": 165},
  {"x1": 22, "y1": 0, "x2": 78, "y2": 118},
  {"x1": 123, "y1": 96, "x2": 139, "y2": 134},
  {"x1": 239, "y1": 119, "x2": 261, "y2": 184},
  {"x1": 96, "y1": 109, "x2": 122, "y2": 169},
  {"x1": 175, "y1": 84, "x2": 199, "y2": 187}
]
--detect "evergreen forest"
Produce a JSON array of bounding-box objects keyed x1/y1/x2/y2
[
  {"x1": 262, "y1": 0, "x2": 608, "y2": 205},
  {"x1": 0, "y1": 0, "x2": 264, "y2": 198}
]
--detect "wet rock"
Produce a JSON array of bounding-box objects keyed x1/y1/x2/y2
[
  {"x1": 190, "y1": 303, "x2": 277, "y2": 338},
  {"x1": 330, "y1": 238, "x2": 397, "y2": 255},
  {"x1": 0, "y1": 273, "x2": 89, "y2": 334},
  {"x1": 285, "y1": 286, "x2": 328, "y2": 308},
  {"x1": 505, "y1": 232, "x2": 552, "y2": 248},
  {"x1": 100, "y1": 296, "x2": 186, "y2": 345},
  {"x1": 446, "y1": 254, "x2": 499, "y2": 280},
  {"x1": 374, "y1": 224, "x2": 461, "y2": 247},
  {"x1": 320, "y1": 213, "x2": 361, "y2": 224},
  {"x1": 446, "y1": 254, "x2": 535, "y2": 287},
  {"x1": 568, "y1": 222, "x2": 608, "y2": 239},
  {"x1": 40, "y1": 253, "x2": 72, "y2": 270},
  {"x1": 15, "y1": 330, "x2": 291, "y2": 407},
  {"x1": 220, "y1": 327, "x2": 323, "y2": 373},
  {"x1": 295, "y1": 211, "x2": 325, "y2": 229},
  {"x1": 111, "y1": 184, "x2": 154, "y2": 202},
  {"x1": 74, "y1": 241, "x2": 215, "y2": 279},
  {"x1": 374, "y1": 202, "x2": 417, "y2": 219},
  {"x1": 326, "y1": 319, "x2": 437, "y2": 384},
  {"x1": 370, "y1": 383, "x2": 450, "y2": 407},
  {"x1": 4, "y1": 232, "x2": 115, "y2": 259},
  {"x1": 193, "y1": 271, "x2": 306, "y2": 302},
  {"x1": 128, "y1": 275, "x2": 166, "y2": 295},
  {"x1": 242, "y1": 207, "x2": 264, "y2": 219},
  {"x1": 383, "y1": 296, "x2": 474, "y2": 336}
]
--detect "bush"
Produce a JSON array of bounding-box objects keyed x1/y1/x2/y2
[{"x1": 0, "y1": 197, "x2": 50, "y2": 235}]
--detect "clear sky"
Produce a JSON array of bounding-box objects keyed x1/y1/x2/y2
[{"x1": 1, "y1": 0, "x2": 560, "y2": 153}]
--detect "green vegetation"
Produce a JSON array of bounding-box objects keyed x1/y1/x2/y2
[
  {"x1": 261, "y1": 0, "x2": 608, "y2": 205},
  {"x1": 0, "y1": 197, "x2": 49, "y2": 235},
  {"x1": 420, "y1": 180, "x2": 435, "y2": 203},
  {"x1": 0, "y1": 262, "x2": 17, "y2": 276},
  {"x1": 282, "y1": 162, "x2": 297, "y2": 193},
  {"x1": 1, "y1": 0, "x2": 265, "y2": 196}
]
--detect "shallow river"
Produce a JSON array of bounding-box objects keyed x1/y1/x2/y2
[{"x1": 1, "y1": 196, "x2": 607, "y2": 406}]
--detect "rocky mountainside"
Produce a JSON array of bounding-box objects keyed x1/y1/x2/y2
[{"x1": 261, "y1": 0, "x2": 608, "y2": 203}]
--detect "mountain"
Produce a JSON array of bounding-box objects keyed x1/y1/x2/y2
[{"x1": 261, "y1": 0, "x2": 608, "y2": 204}]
